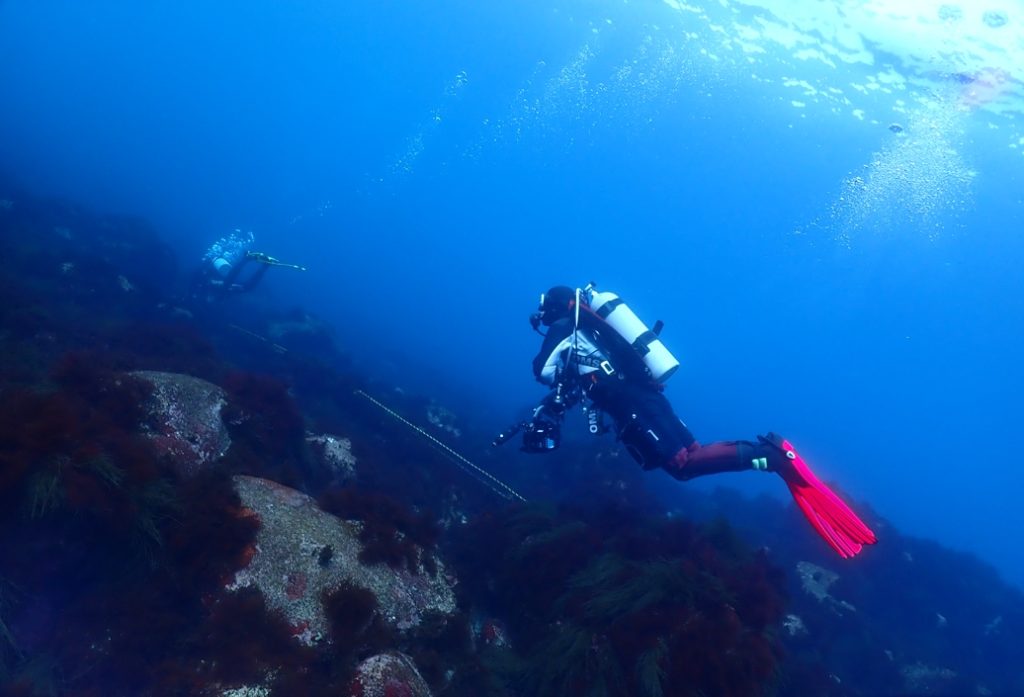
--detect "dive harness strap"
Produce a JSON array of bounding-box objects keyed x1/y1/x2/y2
[
  {"x1": 595, "y1": 297, "x2": 622, "y2": 319},
  {"x1": 632, "y1": 330, "x2": 659, "y2": 357},
  {"x1": 570, "y1": 287, "x2": 615, "y2": 377}
]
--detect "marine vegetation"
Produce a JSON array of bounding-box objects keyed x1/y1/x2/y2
[
  {"x1": 452, "y1": 503, "x2": 786, "y2": 697},
  {"x1": 3, "y1": 189, "x2": 1024, "y2": 696},
  {"x1": 0, "y1": 354, "x2": 179, "y2": 567},
  {"x1": 318, "y1": 487, "x2": 440, "y2": 574},
  {"x1": 220, "y1": 370, "x2": 310, "y2": 488}
]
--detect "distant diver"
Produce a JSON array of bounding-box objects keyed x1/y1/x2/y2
[
  {"x1": 190, "y1": 229, "x2": 306, "y2": 302},
  {"x1": 494, "y1": 284, "x2": 877, "y2": 558}
]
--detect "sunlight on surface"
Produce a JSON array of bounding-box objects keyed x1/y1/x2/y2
[
  {"x1": 658, "y1": 0, "x2": 1020, "y2": 243},
  {"x1": 663, "y1": 0, "x2": 1023, "y2": 119},
  {"x1": 362, "y1": 0, "x2": 1008, "y2": 242}
]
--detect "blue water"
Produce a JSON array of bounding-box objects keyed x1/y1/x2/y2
[{"x1": 2, "y1": 0, "x2": 1023, "y2": 589}]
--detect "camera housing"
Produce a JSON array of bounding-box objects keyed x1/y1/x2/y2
[{"x1": 522, "y1": 420, "x2": 560, "y2": 453}]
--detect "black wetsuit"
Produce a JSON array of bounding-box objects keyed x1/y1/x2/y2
[
  {"x1": 525, "y1": 291, "x2": 878, "y2": 558},
  {"x1": 189, "y1": 255, "x2": 270, "y2": 303},
  {"x1": 532, "y1": 312, "x2": 698, "y2": 470}
]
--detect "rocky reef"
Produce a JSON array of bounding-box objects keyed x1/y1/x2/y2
[{"x1": 1, "y1": 188, "x2": 1023, "y2": 696}]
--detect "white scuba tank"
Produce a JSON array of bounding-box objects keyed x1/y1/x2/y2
[
  {"x1": 585, "y1": 286, "x2": 680, "y2": 382},
  {"x1": 212, "y1": 256, "x2": 233, "y2": 276}
]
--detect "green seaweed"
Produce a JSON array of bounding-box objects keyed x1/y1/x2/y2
[
  {"x1": 0, "y1": 577, "x2": 21, "y2": 682},
  {"x1": 525, "y1": 623, "x2": 626, "y2": 697},
  {"x1": 567, "y1": 554, "x2": 725, "y2": 623},
  {"x1": 128, "y1": 478, "x2": 181, "y2": 565},
  {"x1": 26, "y1": 457, "x2": 68, "y2": 519},
  {"x1": 511, "y1": 519, "x2": 589, "y2": 561},
  {"x1": 635, "y1": 638, "x2": 668, "y2": 697},
  {"x1": 87, "y1": 452, "x2": 125, "y2": 489},
  {"x1": 456, "y1": 504, "x2": 785, "y2": 697}
]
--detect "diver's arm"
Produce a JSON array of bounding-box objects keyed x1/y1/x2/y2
[{"x1": 531, "y1": 317, "x2": 574, "y2": 382}]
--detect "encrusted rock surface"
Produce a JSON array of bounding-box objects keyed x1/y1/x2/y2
[
  {"x1": 228, "y1": 475, "x2": 456, "y2": 646},
  {"x1": 796, "y1": 561, "x2": 856, "y2": 614},
  {"x1": 134, "y1": 370, "x2": 231, "y2": 476},
  {"x1": 901, "y1": 661, "x2": 958, "y2": 694},
  {"x1": 426, "y1": 401, "x2": 461, "y2": 438},
  {"x1": 350, "y1": 652, "x2": 432, "y2": 697},
  {"x1": 306, "y1": 432, "x2": 357, "y2": 484},
  {"x1": 782, "y1": 613, "x2": 808, "y2": 637},
  {"x1": 219, "y1": 686, "x2": 270, "y2": 697}
]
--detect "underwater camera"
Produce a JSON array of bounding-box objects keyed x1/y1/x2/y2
[
  {"x1": 521, "y1": 419, "x2": 561, "y2": 453},
  {"x1": 491, "y1": 417, "x2": 561, "y2": 452}
]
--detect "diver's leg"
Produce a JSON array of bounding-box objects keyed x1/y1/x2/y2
[
  {"x1": 239, "y1": 262, "x2": 270, "y2": 291},
  {"x1": 595, "y1": 382, "x2": 696, "y2": 471},
  {"x1": 596, "y1": 381, "x2": 876, "y2": 556},
  {"x1": 665, "y1": 439, "x2": 761, "y2": 480},
  {"x1": 588, "y1": 379, "x2": 769, "y2": 480},
  {"x1": 669, "y1": 432, "x2": 877, "y2": 557},
  {"x1": 221, "y1": 257, "x2": 248, "y2": 287}
]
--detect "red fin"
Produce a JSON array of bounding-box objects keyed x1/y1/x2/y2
[{"x1": 781, "y1": 439, "x2": 877, "y2": 557}]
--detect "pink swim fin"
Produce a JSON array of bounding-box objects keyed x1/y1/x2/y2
[{"x1": 760, "y1": 433, "x2": 877, "y2": 558}]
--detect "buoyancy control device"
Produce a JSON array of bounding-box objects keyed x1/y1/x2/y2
[{"x1": 583, "y1": 283, "x2": 680, "y2": 382}]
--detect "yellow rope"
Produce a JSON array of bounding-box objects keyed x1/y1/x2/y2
[
  {"x1": 354, "y1": 390, "x2": 526, "y2": 502},
  {"x1": 227, "y1": 324, "x2": 289, "y2": 354}
]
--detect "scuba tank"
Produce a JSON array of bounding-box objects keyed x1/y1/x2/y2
[
  {"x1": 204, "y1": 229, "x2": 254, "y2": 277},
  {"x1": 584, "y1": 283, "x2": 680, "y2": 382}
]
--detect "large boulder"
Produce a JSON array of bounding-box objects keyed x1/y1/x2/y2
[
  {"x1": 349, "y1": 652, "x2": 432, "y2": 697},
  {"x1": 227, "y1": 476, "x2": 456, "y2": 646},
  {"x1": 134, "y1": 370, "x2": 231, "y2": 476}
]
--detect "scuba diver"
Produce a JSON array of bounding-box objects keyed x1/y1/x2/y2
[
  {"x1": 495, "y1": 284, "x2": 877, "y2": 559},
  {"x1": 190, "y1": 229, "x2": 306, "y2": 303}
]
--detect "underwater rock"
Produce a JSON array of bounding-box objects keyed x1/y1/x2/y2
[
  {"x1": 426, "y1": 401, "x2": 461, "y2": 438},
  {"x1": 227, "y1": 475, "x2": 456, "y2": 646},
  {"x1": 117, "y1": 274, "x2": 134, "y2": 292},
  {"x1": 1, "y1": 193, "x2": 178, "y2": 299},
  {"x1": 306, "y1": 432, "x2": 357, "y2": 484},
  {"x1": 218, "y1": 686, "x2": 270, "y2": 697},
  {"x1": 267, "y1": 309, "x2": 334, "y2": 343},
  {"x1": 795, "y1": 561, "x2": 856, "y2": 614},
  {"x1": 349, "y1": 652, "x2": 432, "y2": 697},
  {"x1": 901, "y1": 661, "x2": 958, "y2": 694},
  {"x1": 260, "y1": 307, "x2": 349, "y2": 365},
  {"x1": 984, "y1": 614, "x2": 1003, "y2": 636},
  {"x1": 472, "y1": 615, "x2": 510, "y2": 648},
  {"x1": 134, "y1": 370, "x2": 231, "y2": 476},
  {"x1": 782, "y1": 613, "x2": 808, "y2": 637}
]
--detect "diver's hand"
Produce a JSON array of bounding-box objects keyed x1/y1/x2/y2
[{"x1": 530, "y1": 400, "x2": 559, "y2": 426}]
